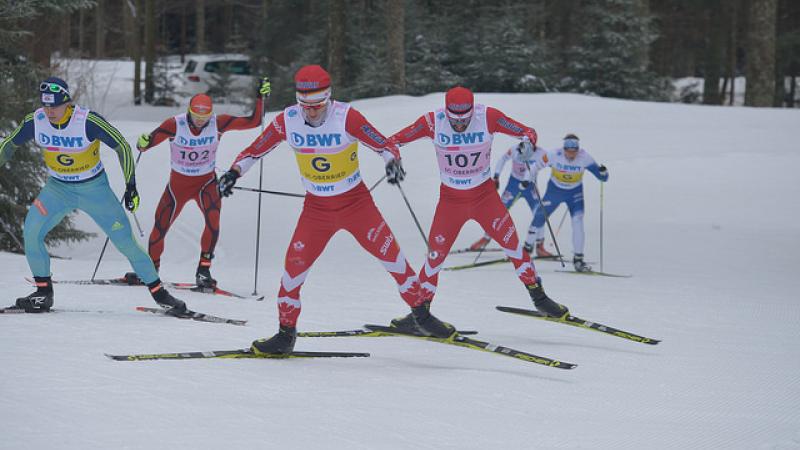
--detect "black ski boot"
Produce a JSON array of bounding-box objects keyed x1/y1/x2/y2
[
  {"x1": 410, "y1": 302, "x2": 456, "y2": 339},
  {"x1": 251, "y1": 325, "x2": 297, "y2": 355},
  {"x1": 149, "y1": 281, "x2": 188, "y2": 315},
  {"x1": 523, "y1": 242, "x2": 534, "y2": 255},
  {"x1": 15, "y1": 276, "x2": 54, "y2": 313},
  {"x1": 527, "y1": 281, "x2": 568, "y2": 318},
  {"x1": 122, "y1": 272, "x2": 143, "y2": 285},
  {"x1": 573, "y1": 254, "x2": 591, "y2": 272},
  {"x1": 196, "y1": 253, "x2": 217, "y2": 289}
]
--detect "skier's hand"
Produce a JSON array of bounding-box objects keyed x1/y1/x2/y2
[
  {"x1": 598, "y1": 164, "x2": 609, "y2": 181},
  {"x1": 493, "y1": 174, "x2": 500, "y2": 189},
  {"x1": 385, "y1": 159, "x2": 406, "y2": 185},
  {"x1": 521, "y1": 180, "x2": 531, "y2": 189},
  {"x1": 259, "y1": 76, "x2": 271, "y2": 96},
  {"x1": 383, "y1": 140, "x2": 401, "y2": 161},
  {"x1": 124, "y1": 183, "x2": 140, "y2": 212},
  {"x1": 218, "y1": 169, "x2": 240, "y2": 197},
  {"x1": 136, "y1": 133, "x2": 150, "y2": 151}
]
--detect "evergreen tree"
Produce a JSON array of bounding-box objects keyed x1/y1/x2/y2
[
  {"x1": 0, "y1": 0, "x2": 94, "y2": 253},
  {"x1": 557, "y1": 0, "x2": 670, "y2": 100}
]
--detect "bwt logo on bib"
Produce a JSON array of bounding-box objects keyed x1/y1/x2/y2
[
  {"x1": 437, "y1": 132, "x2": 485, "y2": 146},
  {"x1": 178, "y1": 136, "x2": 215, "y2": 146},
  {"x1": 291, "y1": 132, "x2": 342, "y2": 147},
  {"x1": 39, "y1": 133, "x2": 84, "y2": 148}
]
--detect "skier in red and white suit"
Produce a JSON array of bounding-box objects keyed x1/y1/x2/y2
[
  {"x1": 126, "y1": 78, "x2": 270, "y2": 288},
  {"x1": 217, "y1": 65, "x2": 453, "y2": 355},
  {"x1": 389, "y1": 87, "x2": 569, "y2": 322}
]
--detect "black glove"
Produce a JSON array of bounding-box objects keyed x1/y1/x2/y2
[
  {"x1": 124, "y1": 182, "x2": 140, "y2": 212},
  {"x1": 521, "y1": 180, "x2": 531, "y2": 189},
  {"x1": 386, "y1": 159, "x2": 406, "y2": 185},
  {"x1": 493, "y1": 174, "x2": 500, "y2": 189},
  {"x1": 598, "y1": 164, "x2": 609, "y2": 181},
  {"x1": 218, "y1": 170, "x2": 240, "y2": 197}
]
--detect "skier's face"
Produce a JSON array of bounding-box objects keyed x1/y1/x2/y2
[
  {"x1": 43, "y1": 103, "x2": 70, "y2": 123},
  {"x1": 300, "y1": 100, "x2": 328, "y2": 126},
  {"x1": 564, "y1": 148, "x2": 578, "y2": 161},
  {"x1": 190, "y1": 112, "x2": 211, "y2": 128}
]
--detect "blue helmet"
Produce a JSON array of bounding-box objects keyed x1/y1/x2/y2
[{"x1": 39, "y1": 77, "x2": 71, "y2": 106}]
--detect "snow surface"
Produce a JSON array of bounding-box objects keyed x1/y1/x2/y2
[{"x1": 1, "y1": 60, "x2": 799, "y2": 449}]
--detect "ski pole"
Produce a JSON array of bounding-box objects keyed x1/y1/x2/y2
[
  {"x1": 472, "y1": 190, "x2": 522, "y2": 265},
  {"x1": 91, "y1": 151, "x2": 144, "y2": 281},
  {"x1": 555, "y1": 208, "x2": 568, "y2": 237},
  {"x1": 396, "y1": 182, "x2": 429, "y2": 250},
  {"x1": 131, "y1": 211, "x2": 145, "y2": 237},
  {"x1": 252, "y1": 91, "x2": 269, "y2": 295},
  {"x1": 369, "y1": 174, "x2": 386, "y2": 192},
  {"x1": 525, "y1": 160, "x2": 565, "y2": 268},
  {"x1": 600, "y1": 182, "x2": 604, "y2": 274},
  {"x1": 233, "y1": 186, "x2": 304, "y2": 198}
]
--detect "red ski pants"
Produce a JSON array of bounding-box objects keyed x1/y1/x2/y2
[
  {"x1": 148, "y1": 171, "x2": 221, "y2": 269},
  {"x1": 277, "y1": 182, "x2": 421, "y2": 327},
  {"x1": 419, "y1": 180, "x2": 538, "y2": 302}
]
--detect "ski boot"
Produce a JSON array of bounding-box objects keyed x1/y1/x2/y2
[
  {"x1": 149, "y1": 281, "x2": 188, "y2": 315},
  {"x1": 535, "y1": 240, "x2": 554, "y2": 258},
  {"x1": 527, "y1": 280, "x2": 568, "y2": 318},
  {"x1": 122, "y1": 272, "x2": 143, "y2": 285},
  {"x1": 251, "y1": 325, "x2": 297, "y2": 355},
  {"x1": 196, "y1": 253, "x2": 217, "y2": 289},
  {"x1": 523, "y1": 242, "x2": 534, "y2": 255},
  {"x1": 15, "y1": 276, "x2": 54, "y2": 313},
  {"x1": 410, "y1": 302, "x2": 456, "y2": 338},
  {"x1": 469, "y1": 236, "x2": 491, "y2": 251},
  {"x1": 573, "y1": 254, "x2": 591, "y2": 272}
]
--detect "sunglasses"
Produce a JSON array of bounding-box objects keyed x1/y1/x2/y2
[
  {"x1": 299, "y1": 100, "x2": 327, "y2": 110},
  {"x1": 40, "y1": 82, "x2": 70, "y2": 96},
  {"x1": 563, "y1": 138, "x2": 579, "y2": 150}
]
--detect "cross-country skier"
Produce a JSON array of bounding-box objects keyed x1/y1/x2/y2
[
  {"x1": 467, "y1": 141, "x2": 548, "y2": 255},
  {"x1": 528, "y1": 134, "x2": 609, "y2": 272},
  {"x1": 122, "y1": 77, "x2": 271, "y2": 288},
  {"x1": 0, "y1": 77, "x2": 187, "y2": 313},
  {"x1": 388, "y1": 86, "x2": 569, "y2": 330},
  {"x1": 217, "y1": 65, "x2": 452, "y2": 354}
]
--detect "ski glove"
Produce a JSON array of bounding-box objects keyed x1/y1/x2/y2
[
  {"x1": 385, "y1": 159, "x2": 406, "y2": 185},
  {"x1": 137, "y1": 133, "x2": 150, "y2": 150},
  {"x1": 259, "y1": 77, "x2": 271, "y2": 96},
  {"x1": 218, "y1": 170, "x2": 240, "y2": 197},
  {"x1": 124, "y1": 183, "x2": 140, "y2": 212},
  {"x1": 598, "y1": 164, "x2": 609, "y2": 181},
  {"x1": 521, "y1": 180, "x2": 531, "y2": 189},
  {"x1": 493, "y1": 174, "x2": 500, "y2": 190}
]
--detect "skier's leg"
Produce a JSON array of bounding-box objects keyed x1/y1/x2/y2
[
  {"x1": 344, "y1": 193, "x2": 422, "y2": 308},
  {"x1": 147, "y1": 180, "x2": 189, "y2": 270},
  {"x1": 418, "y1": 195, "x2": 469, "y2": 304},
  {"x1": 23, "y1": 179, "x2": 75, "y2": 278},
  {"x1": 195, "y1": 175, "x2": 221, "y2": 286},
  {"x1": 275, "y1": 204, "x2": 336, "y2": 328}
]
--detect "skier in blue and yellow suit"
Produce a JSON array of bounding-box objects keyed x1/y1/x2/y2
[{"x1": 0, "y1": 77, "x2": 189, "y2": 314}]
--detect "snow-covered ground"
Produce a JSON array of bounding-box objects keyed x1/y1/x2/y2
[{"x1": 1, "y1": 60, "x2": 799, "y2": 449}]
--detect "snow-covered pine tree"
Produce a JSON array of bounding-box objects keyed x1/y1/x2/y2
[{"x1": 0, "y1": 0, "x2": 94, "y2": 253}]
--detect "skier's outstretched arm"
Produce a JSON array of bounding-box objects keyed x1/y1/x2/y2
[{"x1": 86, "y1": 111, "x2": 135, "y2": 185}]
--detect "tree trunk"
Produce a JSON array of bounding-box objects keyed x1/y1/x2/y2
[
  {"x1": 223, "y1": 0, "x2": 234, "y2": 51},
  {"x1": 328, "y1": 0, "x2": 345, "y2": 87},
  {"x1": 144, "y1": 0, "x2": 155, "y2": 104},
  {"x1": 132, "y1": 0, "x2": 142, "y2": 104},
  {"x1": 789, "y1": 76, "x2": 796, "y2": 108},
  {"x1": 525, "y1": 0, "x2": 546, "y2": 42},
  {"x1": 386, "y1": 0, "x2": 405, "y2": 94},
  {"x1": 196, "y1": 0, "x2": 206, "y2": 53},
  {"x1": 702, "y1": 0, "x2": 724, "y2": 104},
  {"x1": 95, "y1": 0, "x2": 105, "y2": 58},
  {"x1": 78, "y1": 9, "x2": 85, "y2": 57},
  {"x1": 61, "y1": 11, "x2": 73, "y2": 57},
  {"x1": 122, "y1": 0, "x2": 134, "y2": 57},
  {"x1": 744, "y1": 0, "x2": 777, "y2": 107},
  {"x1": 728, "y1": 0, "x2": 739, "y2": 105},
  {"x1": 180, "y1": 3, "x2": 187, "y2": 63}
]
